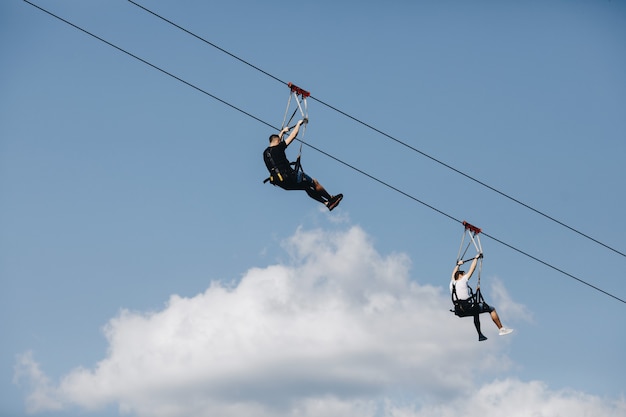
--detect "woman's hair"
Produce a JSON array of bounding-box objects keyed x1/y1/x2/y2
[{"x1": 455, "y1": 270, "x2": 465, "y2": 279}]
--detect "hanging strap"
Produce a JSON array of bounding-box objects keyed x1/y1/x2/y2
[
  {"x1": 284, "y1": 82, "x2": 309, "y2": 157},
  {"x1": 281, "y1": 92, "x2": 297, "y2": 131},
  {"x1": 451, "y1": 222, "x2": 486, "y2": 318},
  {"x1": 265, "y1": 83, "x2": 310, "y2": 184},
  {"x1": 456, "y1": 221, "x2": 484, "y2": 287}
]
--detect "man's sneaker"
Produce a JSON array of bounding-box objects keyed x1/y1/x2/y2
[
  {"x1": 327, "y1": 194, "x2": 343, "y2": 211},
  {"x1": 478, "y1": 334, "x2": 488, "y2": 342},
  {"x1": 499, "y1": 327, "x2": 513, "y2": 336}
]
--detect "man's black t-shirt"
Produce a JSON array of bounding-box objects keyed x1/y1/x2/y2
[{"x1": 263, "y1": 141, "x2": 294, "y2": 177}]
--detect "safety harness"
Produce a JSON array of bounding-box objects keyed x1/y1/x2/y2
[
  {"x1": 263, "y1": 148, "x2": 300, "y2": 185},
  {"x1": 451, "y1": 221, "x2": 486, "y2": 318},
  {"x1": 263, "y1": 82, "x2": 309, "y2": 186}
]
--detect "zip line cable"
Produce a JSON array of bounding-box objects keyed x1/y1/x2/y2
[
  {"x1": 126, "y1": 0, "x2": 626, "y2": 260},
  {"x1": 23, "y1": 1, "x2": 626, "y2": 305},
  {"x1": 22, "y1": 1, "x2": 274, "y2": 132}
]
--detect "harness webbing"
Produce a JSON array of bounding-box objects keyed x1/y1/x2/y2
[
  {"x1": 263, "y1": 147, "x2": 286, "y2": 184},
  {"x1": 283, "y1": 82, "x2": 309, "y2": 158},
  {"x1": 451, "y1": 221, "x2": 486, "y2": 317},
  {"x1": 456, "y1": 221, "x2": 483, "y2": 288},
  {"x1": 264, "y1": 83, "x2": 311, "y2": 185}
]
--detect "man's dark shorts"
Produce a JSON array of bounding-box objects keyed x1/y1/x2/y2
[
  {"x1": 279, "y1": 171, "x2": 315, "y2": 191},
  {"x1": 457, "y1": 299, "x2": 495, "y2": 315}
]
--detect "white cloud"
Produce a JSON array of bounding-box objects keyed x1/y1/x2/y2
[
  {"x1": 389, "y1": 379, "x2": 626, "y2": 417},
  {"x1": 13, "y1": 351, "x2": 63, "y2": 413},
  {"x1": 488, "y1": 277, "x2": 534, "y2": 324},
  {"x1": 13, "y1": 226, "x2": 624, "y2": 417}
]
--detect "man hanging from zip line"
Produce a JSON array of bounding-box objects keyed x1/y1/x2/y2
[
  {"x1": 451, "y1": 253, "x2": 513, "y2": 341},
  {"x1": 263, "y1": 118, "x2": 343, "y2": 211}
]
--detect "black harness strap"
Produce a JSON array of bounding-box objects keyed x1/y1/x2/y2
[
  {"x1": 263, "y1": 149, "x2": 304, "y2": 185},
  {"x1": 451, "y1": 221, "x2": 486, "y2": 317},
  {"x1": 264, "y1": 83, "x2": 309, "y2": 185},
  {"x1": 263, "y1": 147, "x2": 286, "y2": 185},
  {"x1": 451, "y1": 282, "x2": 485, "y2": 317}
]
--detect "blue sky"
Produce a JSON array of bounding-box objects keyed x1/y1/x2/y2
[{"x1": 2, "y1": 1, "x2": 625, "y2": 416}]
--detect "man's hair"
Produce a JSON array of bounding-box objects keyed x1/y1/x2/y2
[{"x1": 269, "y1": 134, "x2": 280, "y2": 143}]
